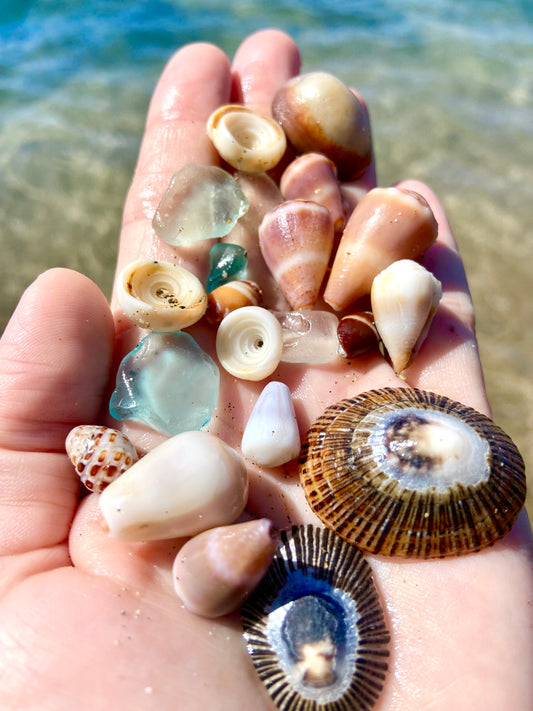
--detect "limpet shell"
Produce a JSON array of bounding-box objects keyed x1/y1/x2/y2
[
  {"x1": 299, "y1": 388, "x2": 526, "y2": 558},
  {"x1": 241, "y1": 525, "x2": 390, "y2": 711},
  {"x1": 207, "y1": 104, "x2": 287, "y2": 173},
  {"x1": 65, "y1": 425, "x2": 138, "y2": 492},
  {"x1": 116, "y1": 259, "x2": 207, "y2": 331}
]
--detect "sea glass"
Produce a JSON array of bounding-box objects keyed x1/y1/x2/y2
[
  {"x1": 206, "y1": 243, "x2": 248, "y2": 292},
  {"x1": 152, "y1": 163, "x2": 249, "y2": 246},
  {"x1": 109, "y1": 331, "x2": 220, "y2": 436},
  {"x1": 273, "y1": 310, "x2": 339, "y2": 364}
]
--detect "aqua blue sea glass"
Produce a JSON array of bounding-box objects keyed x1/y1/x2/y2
[
  {"x1": 206, "y1": 243, "x2": 248, "y2": 292},
  {"x1": 109, "y1": 331, "x2": 220, "y2": 436}
]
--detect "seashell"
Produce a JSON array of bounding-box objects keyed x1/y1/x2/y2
[
  {"x1": 207, "y1": 104, "x2": 287, "y2": 173},
  {"x1": 337, "y1": 311, "x2": 380, "y2": 358},
  {"x1": 272, "y1": 72, "x2": 373, "y2": 180},
  {"x1": 299, "y1": 387, "x2": 526, "y2": 558},
  {"x1": 241, "y1": 525, "x2": 390, "y2": 710},
  {"x1": 371, "y1": 259, "x2": 442, "y2": 373},
  {"x1": 116, "y1": 259, "x2": 207, "y2": 332},
  {"x1": 215, "y1": 305, "x2": 283, "y2": 381},
  {"x1": 65, "y1": 425, "x2": 138, "y2": 493},
  {"x1": 205, "y1": 280, "x2": 264, "y2": 326},
  {"x1": 324, "y1": 187, "x2": 438, "y2": 311},
  {"x1": 98, "y1": 431, "x2": 248, "y2": 541},
  {"x1": 173, "y1": 519, "x2": 277, "y2": 618},
  {"x1": 241, "y1": 381, "x2": 300, "y2": 467},
  {"x1": 259, "y1": 200, "x2": 334, "y2": 310},
  {"x1": 280, "y1": 153, "x2": 345, "y2": 232}
]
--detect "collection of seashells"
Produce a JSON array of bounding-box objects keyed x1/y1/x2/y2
[{"x1": 65, "y1": 70, "x2": 526, "y2": 711}]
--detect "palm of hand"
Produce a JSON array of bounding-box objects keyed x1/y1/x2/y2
[{"x1": 1, "y1": 30, "x2": 532, "y2": 711}]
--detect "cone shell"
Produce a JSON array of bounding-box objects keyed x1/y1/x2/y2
[
  {"x1": 299, "y1": 388, "x2": 526, "y2": 558},
  {"x1": 65, "y1": 425, "x2": 139, "y2": 492},
  {"x1": 337, "y1": 312, "x2": 380, "y2": 358},
  {"x1": 241, "y1": 525, "x2": 390, "y2": 711},
  {"x1": 371, "y1": 259, "x2": 442, "y2": 373},
  {"x1": 280, "y1": 153, "x2": 345, "y2": 233},
  {"x1": 324, "y1": 187, "x2": 438, "y2": 311},
  {"x1": 259, "y1": 200, "x2": 334, "y2": 310},
  {"x1": 173, "y1": 519, "x2": 277, "y2": 618},
  {"x1": 205, "y1": 280, "x2": 263, "y2": 326}
]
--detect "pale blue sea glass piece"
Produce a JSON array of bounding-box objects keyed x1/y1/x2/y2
[
  {"x1": 273, "y1": 310, "x2": 339, "y2": 364},
  {"x1": 110, "y1": 331, "x2": 220, "y2": 436},
  {"x1": 152, "y1": 163, "x2": 249, "y2": 246},
  {"x1": 206, "y1": 243, "x2": 248, "y2": 292}
]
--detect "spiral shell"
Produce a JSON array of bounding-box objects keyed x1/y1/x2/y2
[
  {"x1": 205, "y1": 280, "x2": 264, "y2": 326},
  {"x1": 337, "y1": 312, "x2": 380, "y2": 358},
  {"x1": 207, "y1": 104, "x2": 287, "y2": 173},
  {"x1": 299, "y1": 387, "x2": 526, "y2": 558},
  {"x1": 216, "y1": 306, "x2": 283, "y2": 381},
  {"x1": 65, "y1": 425, "x2": 138, "y2": 492},
  {"x1": 116, "y1": 259, "x2": 207, "y2": 331}
]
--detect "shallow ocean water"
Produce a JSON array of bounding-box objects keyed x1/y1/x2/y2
[{"x1": 1, "y1": 0, "x2": 532, "y2": 514}]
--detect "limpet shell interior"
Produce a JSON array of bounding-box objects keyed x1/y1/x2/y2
[
  {"x1": 299, "y1": 387, "x2": 526, "y2": 558},
  {"x1": 241, "y1": 525, "x2": 390, "y2": 711}
]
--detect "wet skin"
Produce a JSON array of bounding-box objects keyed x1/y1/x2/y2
[{"x1": 0, "y1": 29, "x2": 532, "y2": 711}]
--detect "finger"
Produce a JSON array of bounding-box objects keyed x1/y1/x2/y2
[
  {"x1": 397, "y1": 180, "x2": 490, "y2": 415},
  {"x1": 0, "y1": 269, "x2": 114, "y2": 554},
  {"x1": 112, "y1": 42, "x2": 233, "y2": 314},
  {"x1": 231, "y1": 29, "x2": 301, "y2": 114}
]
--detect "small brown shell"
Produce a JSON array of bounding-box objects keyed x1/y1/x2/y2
[
  {"x1": 299, "y1": 388, "x2": 526, "y2": 558},
  {"x1": 205, "y1": 280, "x2": 263, "y2": 326}
]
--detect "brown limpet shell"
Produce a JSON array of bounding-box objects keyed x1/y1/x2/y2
[{"x1": 299, "y1": 388, "x2": 526, "y2": 558}]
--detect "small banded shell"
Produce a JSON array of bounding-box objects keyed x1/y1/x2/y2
[
  {"x1": 65, "y1": 425, "x2": 138, "y2": 492},
  {"x1": 216, "y1": 306, "x2": 283, "y2": 381},
  {"x1": 299, "y1": 388, "x2": 526, "y2": 558},
  {"x1": 116, "y1": 259, "x2": 207, "y2": 331},
  {"x1": 337, "y1": 312, "x2": 380, "y2": 358},
  {"x1": 241, "y1": 525, "x2": 390, "y2": 711},
  {"x1": 207, "y1": 104, "x2": 287, "y2": 173},
  {"x1": 205, "y1": 280, "x2": 263, "y2": 326}
]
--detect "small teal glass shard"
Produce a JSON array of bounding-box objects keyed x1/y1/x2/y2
[
  {"x1": 206, "y1": 243, "x2": 248, "y2": 292},
  {"x1": 109, "y1": 331, "x2": 220, "y2": 436},
  {"x1": 152, "y1": 163, "x2": 249, "y2": 246}
]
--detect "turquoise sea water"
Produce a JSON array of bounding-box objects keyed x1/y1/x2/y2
[{"x1": 1, "y1": 0, "x2": 533, "y2": 509}]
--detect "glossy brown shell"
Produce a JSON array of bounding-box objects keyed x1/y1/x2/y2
[{"x1": 299, "y1": 388, "x2": 526, "y2": 558}]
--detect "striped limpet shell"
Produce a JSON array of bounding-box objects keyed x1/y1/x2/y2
[
  {"x1": 241, "y1": 525, "x2": 390, "y2": 711},
  {"x1": 299, "y1": 387, "x2": 526, "y2": 558}
]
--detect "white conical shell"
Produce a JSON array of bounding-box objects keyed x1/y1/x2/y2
[
  {"x1": 371, "y1": 259, "x2": 442, "y2": 373},
  {"x1": 241, "y1": 381, "x2": 301, "y2": 467},
  {"x1": 116, "y1": 259, "x2": 207, "y2": 331},
  {"x1": 98, "y1": 431, "x2": 248, "y2": 541},
  {"x1": 216, "y1": 306, "x2": 283, "y2": 381}
]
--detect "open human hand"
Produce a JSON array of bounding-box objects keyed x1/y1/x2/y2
[{"x1": 1, "y1": 29, "x2": 531, "y2": 711}]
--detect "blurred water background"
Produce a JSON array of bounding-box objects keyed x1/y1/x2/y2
[{"x1": 1, "y1": 0, "x2": 532, "y2": 514}]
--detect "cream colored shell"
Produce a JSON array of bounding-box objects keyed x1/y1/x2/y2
[{"x1": 116, "y1": 259, "x2": 207, "y2": 331}]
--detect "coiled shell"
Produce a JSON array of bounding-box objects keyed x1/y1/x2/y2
[
  {"x1": 65, "y1": 425, "x2": 138, "y2": 492},
  {"x1": 216, "y1": 305, "x2": 283, "y2": 381},
  {"x1": 241, "y1": 525, "x2": 390, "y2": 711},
  {"x1": 299, "y1": 388, "x2": 526, "y2": 558},
  {"x1": 116, "y1": 259, "x2": 207, "y2": 331},
  {"x1": 207, "y1": 104, "x2": 287, "y2": 173},
  {"x1": 205, "y1": 280, "x2": 264, "y2": 326},
  {"x1": 337, "y1": 312, "x2": 380, "y2": 359}
]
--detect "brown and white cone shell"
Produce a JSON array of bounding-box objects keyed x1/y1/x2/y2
[
  {"x1": 371, "y1": 259, "x2": 442, "y2": 373},
  {"x1": 280, "y1": 153, "x2": 345, "y2": 232},
  {"x1": 205, "y1": 280, "x2": 263, "y2": 326},
  {"x1": 324, "y1": 187, "x2": 438, "y2": 311},
  {"x1": 65, "y1": 425, "x2": 138, "y2": 493},
  {"x1": 259, "y1": 199, "x2": 334, "y2": 310},
  {"x1": 173, "y1": 519, "x2": 277, "y2": 618},
  {"x1": 299, "y1": 387, "x2": 526, "y2": 558}
]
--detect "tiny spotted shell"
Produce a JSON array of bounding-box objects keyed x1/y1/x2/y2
[{"x1": 65, "y1": 425, "x2": 139, "y2": 492}]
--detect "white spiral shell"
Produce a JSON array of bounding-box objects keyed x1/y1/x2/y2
[
  {"x1": 207, "y1": 104, "x2": 287, "y2": 173},
  {"x1": 216, "y1": 306, "x2": 283, "y2": 381},
  {"x1": 116, "y1": 259, "x2": 207, "y2": 331}
]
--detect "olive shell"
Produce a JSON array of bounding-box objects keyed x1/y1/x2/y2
[{"x1": 299, "y1": 388, "x2": 526, "y2": 558}]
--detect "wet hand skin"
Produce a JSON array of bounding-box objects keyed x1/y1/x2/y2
[{"x1": 0, "y1": 29, "x2": 532, "y2": 711}]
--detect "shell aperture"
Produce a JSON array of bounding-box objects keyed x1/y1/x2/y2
[
  {"x1": 241, "y1": 525, "x2": 390, "y2": 711},
  {"x1": 299, "y1": 387, "x2": 526, "y2": 558}
]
